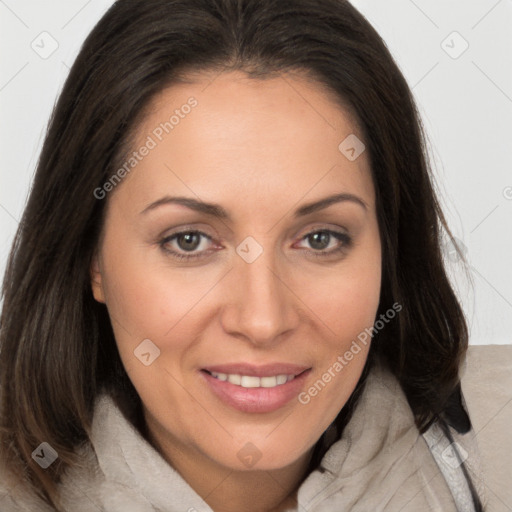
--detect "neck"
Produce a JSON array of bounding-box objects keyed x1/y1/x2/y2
[{"x1": 144, "y1": 415, "x2": 313, "y2": 512}]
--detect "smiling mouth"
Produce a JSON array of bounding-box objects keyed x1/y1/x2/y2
[
  {"x1": 203, "y1": 370, "x2": 297, "y2": 389},
  {"x1": 199, "y1": 362, "x2": 312, "y2": 413},
  {"x1": 200, "y1": 366, "x2": 312, "y2": 413}
]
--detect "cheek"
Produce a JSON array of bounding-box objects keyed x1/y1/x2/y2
[
  {"x1": 101, "y1": 257, "x2": 170, "y2": 337},
  {"x1": 98, "y1": 242, "x2": 187, "y2": 375},
  {"x1": 295, "y1": 258, "x2": 380, "y2": 436},
  {"x1": 100, "y1": 238, "x2": 201, "y2": 335},
  {"x1": 296, "y1": 250, "x2": 381, "y2": 347},
  {"x1": 99, "y1": 250, "x2": 202, "y2": 406},
  {"x1": 99, "y1": 238, "x2": 229, "y2": 380}
]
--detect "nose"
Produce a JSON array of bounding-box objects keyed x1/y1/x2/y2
[{"x1": 220, "y1": 245, "x2": 300, "y2": 347}]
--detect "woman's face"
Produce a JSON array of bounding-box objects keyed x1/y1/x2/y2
[{"x1": 91, "y1": 70, "x2": 381, "y2": 472}]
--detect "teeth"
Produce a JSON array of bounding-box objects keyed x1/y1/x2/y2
[
  {"x1": 227, "y1": 374, "x2": 241, "y2": 385},
  {"x1": 276, "y1": 375, "x2": 288, "y2": 385},
  {"x1": 210, "y1": 372, "x2": 295, "y2": 388},
  {"x1": 240, "y1": 375, "x2": 260, "y2": 388},
  {"x1": 260, "y1": 376, "x2": 278, "y2": 388}
]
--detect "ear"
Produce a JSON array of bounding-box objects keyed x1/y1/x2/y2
[{"x1": 90, "y1": 252, "x2": 106, "y2": 303}]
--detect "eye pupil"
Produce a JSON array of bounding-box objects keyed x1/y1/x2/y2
[
  {"x1": 309, "y1": 231, "x2": 330, "y2": 250},
  {"x1": 177, "y1": 232, "x2": 201, "y2": 251}
]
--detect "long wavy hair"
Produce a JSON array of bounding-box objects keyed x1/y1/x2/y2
[{"x1": 0, "y1": 0, "x2": 476, "y2": 509}]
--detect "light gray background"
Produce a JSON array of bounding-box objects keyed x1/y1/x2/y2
[{"x1": 1, "y1": 0, "x2": 511, "y2": 345}]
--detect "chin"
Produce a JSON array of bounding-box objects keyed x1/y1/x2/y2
[{"x1": 215, "y1": 437, "x2": 313, "y2": 473}]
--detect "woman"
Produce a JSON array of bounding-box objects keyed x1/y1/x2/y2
[{"x1": 0, "y1": 0, "x2": 485, "y2": 510}]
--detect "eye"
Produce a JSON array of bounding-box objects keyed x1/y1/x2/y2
[
  {"x1": 295, "y1": 229, "x2": 352, "y2": 257},
  {"x1": 159, "y1": 228, "x2": 352, "y2": 262},
  {"x1": 159, "y1": 230, "x2": 216, "y2": 260}
]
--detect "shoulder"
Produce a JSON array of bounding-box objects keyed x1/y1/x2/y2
[
  {"x1": 0, "y1": 463, "x2": 54, "y2": 512},
  {"x1": 461, "y1": 344, "x2": 512, "y2": 510},
  {"x1": 461, "y1": 344, "x2": 512, "y2": 424},
  {"x1": 0, "y1": 439, "x2": 104, "y2": 512},
  {"x1": 57, "y1": 440, "x2": 106, "y2": 511}
]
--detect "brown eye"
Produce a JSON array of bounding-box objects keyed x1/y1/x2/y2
[
  {"x1": 295, "y1": 229, "x2": 352, "y2": 258},
  {"x1": 176, "y1": 232, "x2": 202, "y2": 251},
  {"x1": 160, "y1": 230, "x2": 215, "y2": 261},
  {"x1": 307, "y1": 231, "x2": 332, "y2": 250}
]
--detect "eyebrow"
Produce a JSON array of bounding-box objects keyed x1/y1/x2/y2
[{"x1": 140, "y1": 193, "x2": 367, "y2": 219}]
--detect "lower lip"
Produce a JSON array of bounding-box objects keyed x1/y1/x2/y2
[{"x1": 200, "y1": 369, "x2": 311, "y2": 414}]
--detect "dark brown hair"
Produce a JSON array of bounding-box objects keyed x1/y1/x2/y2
[{"x1": 0, "y1": 0, "x2": 475, "y2": 509}]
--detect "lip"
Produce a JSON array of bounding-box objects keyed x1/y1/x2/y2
[{"x1": 200, "y1": 364, "x2": 312, "y2": 414}]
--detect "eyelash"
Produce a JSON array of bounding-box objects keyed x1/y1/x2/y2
[{"x1": 159, "y1": 229, "x2": 352, "y2": 261}]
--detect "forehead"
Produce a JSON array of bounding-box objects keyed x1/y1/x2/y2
[{"x1": 115, "y1": 70, "x2": 374, "y2": 212}]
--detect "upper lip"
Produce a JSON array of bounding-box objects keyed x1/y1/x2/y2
[{"x1": 201, "y1": 363, "x2": 311, "y2": 377}]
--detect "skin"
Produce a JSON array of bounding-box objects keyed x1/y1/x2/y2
[{"x1": 90, "y1": 70, "x2": 382, "y2": 512}]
